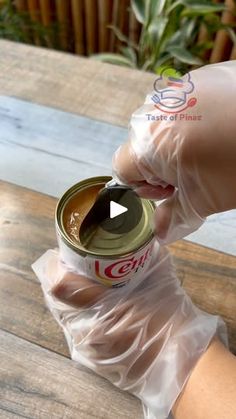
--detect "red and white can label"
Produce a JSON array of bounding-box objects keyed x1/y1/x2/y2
[{"x1": 58, "y1": 235, "x2": 156, "y2": 288}]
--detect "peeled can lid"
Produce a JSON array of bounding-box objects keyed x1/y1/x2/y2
[{"x1": 57, "y1": 176, "x2": 155, "y2": 258}]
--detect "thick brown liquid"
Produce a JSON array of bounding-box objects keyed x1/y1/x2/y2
[{"x1": 63, "y1": 184, "x2": 104, "y2": 243}]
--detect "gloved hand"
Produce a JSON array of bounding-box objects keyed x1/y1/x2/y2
[
  {"x1": 32, "y1": 244, "x2": 227, "y2": 419},
  {"x1": 112, "y1": 61, "x2": 236, "y2": 244}
]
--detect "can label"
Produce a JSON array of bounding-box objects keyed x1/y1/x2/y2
[
  {"x1": 58, "y1": 234, "x2": 156, "y2": 288},
  {"x1": 91, "y1": 239, "x2": 155, "y2": 287}
]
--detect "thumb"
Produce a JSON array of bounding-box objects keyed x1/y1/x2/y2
[
  {"x1": 52, "y1": 272, "x2": 106, "y2": 308},
  {"x1": 112, "y1": 141, "x2": 144, "y2": 185},
  {"x1": 154, "y1": 191, "x2": 204, "y2": 245}
]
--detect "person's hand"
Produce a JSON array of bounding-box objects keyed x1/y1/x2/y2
[
  {"x1": 32, "y1": 245, "x2": 227, "y2": 419},
  {"x1": 112, "y1": 61, "x2": 236, "y2": 244}
]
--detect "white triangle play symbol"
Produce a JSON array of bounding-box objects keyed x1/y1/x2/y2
[{"x1": 110, "y1": 201, "x2": 128, "y2": 219}]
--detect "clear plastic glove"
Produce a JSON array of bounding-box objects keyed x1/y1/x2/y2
[
  {"x1": 32, "y1": 244, "x2": 227, "y2": 419},
  {"x1": 112, "y1": 61, "x2": 236, "y2": 244}
]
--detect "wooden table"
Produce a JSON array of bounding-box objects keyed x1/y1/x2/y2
[{"x1": 0, "y1": 40, "x2": 236, "y2": 418}]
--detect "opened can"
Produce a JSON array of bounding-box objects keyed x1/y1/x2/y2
[{"x1": 56, "y1": 176, "x2": 157, "y2": 288}]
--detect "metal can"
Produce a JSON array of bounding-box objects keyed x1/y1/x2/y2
[{"x1": 56, "y1": 176, "x2": 157, "y2": 288}]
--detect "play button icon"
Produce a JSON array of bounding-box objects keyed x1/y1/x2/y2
[
  {"x1": 79, "y1": 187, "x2": 144, "y2": 245},
  {"x1": 110, "y1": 201, "x2": 128, "y2": 219},
  {"x1": 100, "y1": 188, "x2": 143, "y2": 234}
]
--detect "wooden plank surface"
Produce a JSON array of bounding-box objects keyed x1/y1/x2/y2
[
  {"x1": 1, "y1": 38, "x2": 236, "y2": 419},
  {"x1": 0, "y1": 329, "x2": 142, "y2": 419},
  {"x1": 0, "y1": 95, "x2": 236, "y2": 257},
  {"x1": 0, "y1": 96, "x2": 126, "y2": 197},
  {"x1": 1, "y1": 180, "x2": 236, "y2": 355},
  {"x1": 0, "y1": 40, "x2": 154, "y2": 127}
]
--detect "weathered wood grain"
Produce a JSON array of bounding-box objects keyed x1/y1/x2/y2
[
  {"x1": 0, "y1": 96, "x2": 126, "y2": 197},
  {"x1": 0, "y1": 43, "x2": 235, "y2": 256},
  {"x1": 172, "y1": 242, "x2": 236, "y2": 350},
  {"x1": 0, "y1": 180, "x2": 69, "y2": 356},
  {"x1": 0, "y1": 38, "x2": 236, "y2": 419},
  {"x1": 0, "y1": 329, "x2": 142, "y2": 419},
  {"x1": 1, "y1": 181, "x2": 236, "y2": 355},
  {"x1": 1, "y1": 95, "x2": 236, "y2": 256},
  {"x1": 0, "y1": 40, "x2": 154, "y2": 127}
]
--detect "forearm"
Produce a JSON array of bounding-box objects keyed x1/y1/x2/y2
[{"x1": 172, "y1": 338, "x2": 236, "y2": 419}]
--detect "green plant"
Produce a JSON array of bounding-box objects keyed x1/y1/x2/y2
[
  {"x1": 0, "y1": 0, "x2": 59, "y2": 47},
  {"x1": 93, "y1": 0, "x2": 236, "y2": 73}
]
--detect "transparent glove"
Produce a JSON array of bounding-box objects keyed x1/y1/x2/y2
[
  {"x1": 32, "y1": 244, "x2": 227, "y2": 419},
  {"x1": 112, "y1": 61, "x2": 236, "y2": 244}
]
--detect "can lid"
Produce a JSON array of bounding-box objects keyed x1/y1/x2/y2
[
  {"x1": 79, "y1": 186, "x2": 144, "y2": 246},
  {"x1": 56, "y1": 177, "x2": 155, "y2": 258}
]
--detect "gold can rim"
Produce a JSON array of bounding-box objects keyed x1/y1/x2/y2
[{"x1": 56, "y1": 176, "x2": 155, "y2": 259}]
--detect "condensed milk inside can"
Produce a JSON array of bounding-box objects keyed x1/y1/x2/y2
[{"x1": 56, "y1": 176, "x2": 157, "y2": 288}]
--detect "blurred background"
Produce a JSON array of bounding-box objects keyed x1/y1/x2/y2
[{"x1": 0, "y1": 0, "x2": 235, "y2": 73}]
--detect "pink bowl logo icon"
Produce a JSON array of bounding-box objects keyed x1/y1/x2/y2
[{"x1": 152, "y1": 68, "x2": 197, "y2": 113}]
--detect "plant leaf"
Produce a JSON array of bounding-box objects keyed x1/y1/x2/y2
[
  {"x1": 91, "y1": 53, "x2": 134, "y2": 67},
  {"x1": 131, "y1": 0, "x2": 146, "y2": 24},
  {"x1": 167, "y1": 29, "x2": 184, "y2": 46},
  {"x1": 166, "y1": 0, "x2": 184, "y2": 15},
  {"x1": 167, "y1": 46, "x2": 203, "y2": 65},
  {"x1": 142, "y1": 58, "x2": 155, "y2": 71},
  {"x1": 183, "y1": 19, "x2": 197, "y2": 41},
  {"x1": 120, "y1": 46, "x2": 137, "y2": 65},
  {"x1": 181, "y1": 0, "x2": 226, "y2": 7},
  {"x1": 226, "y1": 27, "x2": 236, "y2": 44},
  {"x1": 192, "y1": 41, "x2": 214, "y2": 54},
  {"x1": 148, "y1": 0, "x2": 168, "y2": 19},
  {"x1": 148, "y1": 16, "x2": 168, "y2": 43},
  {"x1": 108, "y1": 25, "x2": 138, "y2": 50},
  {"x1": 155, "y1": 0, "x2": 168, "y2": 15},
  {"x1": 181, "y1": 3, "x2": 226, "y2": 17},
  {"x1": 153, "y1": 53, "x2": 172, "y2": 70},
  {"x1": 108, "y1": 25, "x2": 130, "y2": 44}
]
